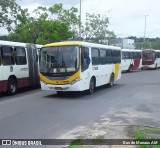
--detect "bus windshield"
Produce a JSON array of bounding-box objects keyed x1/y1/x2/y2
[
  {"x1": 142, "y1": 51, "x2": 155, "y2": 61},
  {"x1": 40, "y1": 45, "x2": 80, "y2": 75}
]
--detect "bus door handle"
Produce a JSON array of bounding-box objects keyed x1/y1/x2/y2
[{"x1": 10, "y1": 66, "x2": 13, "y2": 72}]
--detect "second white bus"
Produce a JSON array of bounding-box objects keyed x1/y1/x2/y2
[{"x1": 121, "y1": 49, "x2": 142, "y2": 72}]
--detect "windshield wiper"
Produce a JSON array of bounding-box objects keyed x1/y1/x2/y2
[
  {"x1": 47, "y1": 62, "x2": 58, "y2": 73},
  {"x1": 60, "y1": 55, "x2": 67, "y2": 72}
]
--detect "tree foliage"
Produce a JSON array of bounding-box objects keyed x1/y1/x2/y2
[
  {"x1": 82, "y1": 13, "x2": 115, "y2": 43},
  {"x1": 6, "y1": 4, "x2": 77, "y2": 44},
  {"x1": 0, "y1": 0, "x2": 21, "y2": 32}
]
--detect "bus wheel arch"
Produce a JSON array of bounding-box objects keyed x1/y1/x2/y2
[
  {"x1": 87, "y1": 76, "x2": 96, "y2": 95},
  {"x1": 7, "y1": 76, "x2": 18, "y2": 95}
]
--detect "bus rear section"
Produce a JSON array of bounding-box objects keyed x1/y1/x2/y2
[
  {"x1": 121, "y1": 49, "x2": 142, "y2": 72},
  {"x1": 0, "y1": 41, "x2": 39, "y2": 95},
  {"x1": 142, "y1": 49, "x2": 160, "y2": 69},
  {"x1": 39, "y1": 41, "x2": 121, "y2": 95}
]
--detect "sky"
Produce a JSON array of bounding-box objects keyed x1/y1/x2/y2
[{"x1": 1, "y1": 0, "x2": 160, "y2": 38}]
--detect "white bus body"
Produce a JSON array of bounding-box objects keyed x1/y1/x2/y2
[
  {"x1": 0, "y1": 40, "x2": 40, "y2": 95},
  {"x1": 121, "y1": 49, "x2": 142, "y2": 71},
  {"x1": 39, "y1": 41, "x2": 121, "y2": 94}
]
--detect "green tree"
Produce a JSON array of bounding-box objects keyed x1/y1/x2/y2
[
  {"x1": 48, "y1": 4, "x2": 80, "y2": 39},
  {"x1": 7, "y1": 20, "x2": 72, "y2": 44},
  {"x1": 135, "y1": 40, "x2": 151, "y2": 49},
  {"x1": 0, "y1": 0, "x2": 21, "y2": 32},
  {"x1": 7, "y1": 3, "x2": 78, "y2": 43},
  {"x1": 82, "y1": 13, "x2": 115, "y2": 43},
  {"x1": 151, "y1": 39, "x2": 160, "y2": 49}
]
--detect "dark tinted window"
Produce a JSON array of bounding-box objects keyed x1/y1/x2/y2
[
  {"x1": 130, "y1": 52, "x2": 134, "y2": 59},
  {"x1": 122, "y1": 51, "x2": 125, "y2": 59},
  {"x1": 133, "y1": 52, "x2": 138, "y2": 59},
  {"x1": 112, "y1": 50, "x2": 121, "y2": 63},
  {"x1": 137, "y1": 52, "x2": 141, "y2": 59},
  {"x1": 0, "y1": 48, "x2": 1, "y2": 65},
  {"x1": 15, "y1": 47, "x2": 27, "y2": 65},
  {"x1": 91, "y1": 48, "x2": 99, "y2": 65},
  {"x1": 81, "y1": 47, "x2": 89, "y2": 71},
  {"x1": 100, "y1": 49, "x2": 107, "y2": 64},
  {"x1": 106, "y1": 49, "x2": 112, "y2": 63},
  {"x1": 2, "y1": 46, "x2": 14, "y2": 65},
  {"x1": 125, "y1": 52, "x2": 130, "y2": 59}
]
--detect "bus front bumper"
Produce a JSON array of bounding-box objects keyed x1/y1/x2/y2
[{"x1": 40, "y1": 81, "x2": 85, "y2": 91}]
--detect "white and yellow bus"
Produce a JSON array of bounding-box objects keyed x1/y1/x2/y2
[{"x1": 39, "y1": 41, "x2": 121, "y2": 94}]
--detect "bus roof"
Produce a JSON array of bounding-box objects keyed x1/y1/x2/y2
[
  {"x1": 43, "y1": 41, "x2": 121, "y2": 50},
  {"x1": 0, "y1": 40, "x2": 27, "y2": 47},
  {"x1": 122, "y1": 49, "x2": 142, "y2": 52}
]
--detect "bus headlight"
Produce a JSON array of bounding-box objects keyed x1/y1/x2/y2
[{"x1": 70, "y1": 78, "x2": 80, "y2": 85}]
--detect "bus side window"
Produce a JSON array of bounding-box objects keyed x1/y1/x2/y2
[
  {"x1": 91, "y1": 48, "x2": 99, "y2": 65},
  {"x1": 100, "y1": 49, "x2": 107, "y2": 65},
  {"x1": 2, "y1": 46, "x2": 14, "y2": 65},
  {"x1": 130, "y1": 52, "x2": 133, "y2": 59},
  {"x1": 81, "y1": 47, "x2": 89, "y2": 71},
  {"x1": 0, "y1": 47, "x2": 1, "y2": 65},
  {"x1": 117, "y1": 50, "x2": 121, "y2": 63},
  {"x1": 106, "y1": 49, "x2": 112, "y2": 63},
  {"x1": 133, "y1": 52, "x2": 137, "y2": 59},
  {"x1": 122, "y1": 51, "x2": 125, "y2": 59},
  {"x1": 15, "y1": 47, "x2": 27, "y2": 65}
]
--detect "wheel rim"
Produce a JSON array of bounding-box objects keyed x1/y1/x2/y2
[{"x1": 90, "y1": 79, "x2": 94, "y2": 93}]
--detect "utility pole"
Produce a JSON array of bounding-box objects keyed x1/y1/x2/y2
[
  {"x1": 79, "y1": 0, "x2": 82, "y2": 40},
  {"x1": 144, "y1": 15, "x2": 149, "y2": 42}
]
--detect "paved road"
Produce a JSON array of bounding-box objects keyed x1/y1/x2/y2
[{"x1": 0, "y1": 69, "x2": 160, "y2": 140}]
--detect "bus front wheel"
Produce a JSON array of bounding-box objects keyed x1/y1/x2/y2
[
  {"x1": 87, "y1": 77, "x2": 95, "y2": 95},
  {"x1": 7, "y1": 78, "x2": 17, "y2": 95}
]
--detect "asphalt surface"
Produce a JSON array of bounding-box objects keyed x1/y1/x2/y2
[{"x1": 0, "y1": 69, "x2": 160, "y2": 141}]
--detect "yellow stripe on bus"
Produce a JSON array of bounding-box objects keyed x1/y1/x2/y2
[
  {"x1": 39, "y1": 70, "x2": 80, "y2": 85},
  {"x1": 114, "y1": 64, "x2": 120, "y2": 80},
  {"x1": 43, "y1": 41, "x2": 82, "y2": 47}
]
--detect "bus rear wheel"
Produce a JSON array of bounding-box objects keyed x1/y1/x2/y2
[
  {"x1": 109, "y1": 74, "x2": 114, "y2": 87},
  {"x1": 87, "y1": 77, "x2": 95, "y2": 95},
  {"x1": 7, "y1": 78, "x2": 17, "y2": 95}
]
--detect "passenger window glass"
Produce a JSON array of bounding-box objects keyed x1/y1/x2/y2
[
  {"x1": 81, "y1": 47, "x2": 89, "y2": 71},
  {"x1": 106, "y1": 50, "x2": 113, "y2": 63},
  {"x1": 100, "y1": 49, "x2": 106, "y2": 64},
  {"x1": 91, "y1": 48, "x2": 99, "y2": 65},
  {"x1": 2, "y1": 46, "x2": 14, "y2": 65},
  {"x1": 122, "y1": 52, "x2": 125, "y2": 59},
  {"x1": 0, "y1": 48, "x2": 1, "y2": 65},
  {"x1": 15, "y1": 47, "x2": 27, "y2": 65}
]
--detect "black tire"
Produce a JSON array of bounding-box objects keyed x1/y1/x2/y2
[
  {"x1": 127, "y1": 64, "x2": 133, "y2": 72},
  {"x1": 109, "y1": 74, "x2": 114, "y2": 88},
  {"x1": 56, "y1": 91, "x2": 64, "y2": 95},
  {"x1": 7, "y1": 78, "x2": 17, "y2": 95},
  {"x1": 87, "y1": 77, "x2": 95, "y2": 95},
  {"x1": 155, "y1": 64, "x2": 157, "y2": 69}
]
